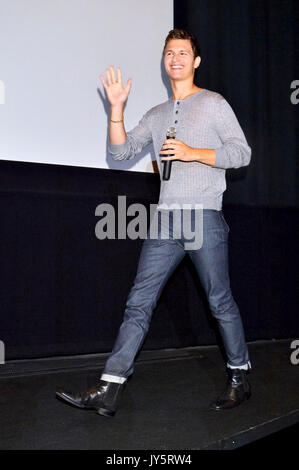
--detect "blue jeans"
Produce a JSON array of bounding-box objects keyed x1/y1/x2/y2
[{"x1": 103, "y1": 209, "x2": 250, "y2": 378}]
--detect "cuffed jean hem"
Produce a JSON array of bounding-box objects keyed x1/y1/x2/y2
[
  {"x1": 101, "y1": 374, "x2": 127, "y2": 384},
  {"x1": 226, "y1": 361, "x2": 252, "y2": 370}
]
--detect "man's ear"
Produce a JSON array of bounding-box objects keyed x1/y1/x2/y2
[{"x1": 194, "y1": 56, "x2": 201, "y2": 69}]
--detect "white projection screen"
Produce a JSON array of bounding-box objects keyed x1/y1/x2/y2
[{"x1": 0, "y1": 0, "x2": 173, "y2": 172}]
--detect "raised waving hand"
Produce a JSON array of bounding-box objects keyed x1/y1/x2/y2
[{"x1": 100, "y1": 66, "x2": 132, "y2": 106}]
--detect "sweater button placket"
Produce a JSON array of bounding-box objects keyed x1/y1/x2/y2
[{"x1": 174, "y1": 101, "x2": 179, "y2": 125}]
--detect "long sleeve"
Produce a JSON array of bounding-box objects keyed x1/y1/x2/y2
[
  {"x1": 214, "y1": 98, "x2": 251, "y2": 169},
  {"x1": 108, "y1": 111, "x2": 153, "y2": 161}
]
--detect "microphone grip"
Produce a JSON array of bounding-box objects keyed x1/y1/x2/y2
[
  {"x1": 163, "y1": 160, "x2": 172, "y2": 180},
  {"x1": 162, "y1": 135, "x2": 174, "y2": 181}
]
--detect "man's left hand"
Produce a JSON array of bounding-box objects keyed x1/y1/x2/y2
[{"x1": 160, "y1": 139, "x2": 196, "y2": 162}]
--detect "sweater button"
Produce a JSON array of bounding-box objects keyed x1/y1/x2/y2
[{"x1": 174, "y1": 120, "x2": 178, "y2": 124}]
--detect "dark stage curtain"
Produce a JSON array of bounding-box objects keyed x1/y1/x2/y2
[
  {"x1": 174, "y1": 0, "x2": 299, "y2": 208},
  {"x1": 0, "y1": 161, "x2": 298, "y2": 360}
]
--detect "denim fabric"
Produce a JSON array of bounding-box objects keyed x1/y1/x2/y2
[{"x1": 103, "y1": 209, "x2": 250, "y2": 378}]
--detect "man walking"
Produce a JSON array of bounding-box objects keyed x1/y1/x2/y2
[{"x1": 56, "y1": 29, "x2": 252, "y2": 417}]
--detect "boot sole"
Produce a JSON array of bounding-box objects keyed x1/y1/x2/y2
[
  {"x1": 55, "y1": 391, "x2": 115, "y2": 417},
  {"x1": 209, "y1": 391, "x2": 251, "y2": 411},
  {"x1": 97, "y1": 408, "x2": 115, "y2": 417}
]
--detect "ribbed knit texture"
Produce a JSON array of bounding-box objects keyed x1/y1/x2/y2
[{"x1": 108, "y1": 89, "x2": 251, "y2": 210}]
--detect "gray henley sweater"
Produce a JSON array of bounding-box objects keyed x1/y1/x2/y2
[{"x1": 108, "y1": 88, "x2": 251, "y2": 210}]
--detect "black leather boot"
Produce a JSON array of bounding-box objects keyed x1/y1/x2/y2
[
  {"x1": 209, "y1": 368, "x2": 251, "y2": 411},
  {"x1": 56, "y1": 380, "x2": 125, "y2": 417}
]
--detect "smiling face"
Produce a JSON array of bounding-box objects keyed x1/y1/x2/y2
[{"x1": 163, "y1": 38, "x2": 201, "y2": 82}]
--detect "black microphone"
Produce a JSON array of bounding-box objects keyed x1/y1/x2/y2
[{"x1": 162, "y1": 127, "x2": 176, "y2": 181}]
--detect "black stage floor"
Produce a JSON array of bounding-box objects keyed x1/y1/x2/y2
[{"x1": 0, "y1": 339, "x2": 298, "y2": 450}]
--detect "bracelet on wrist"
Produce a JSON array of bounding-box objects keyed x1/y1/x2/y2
[{"x1": 110, "y1": 118, "x2": 123, "y2": 123}]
